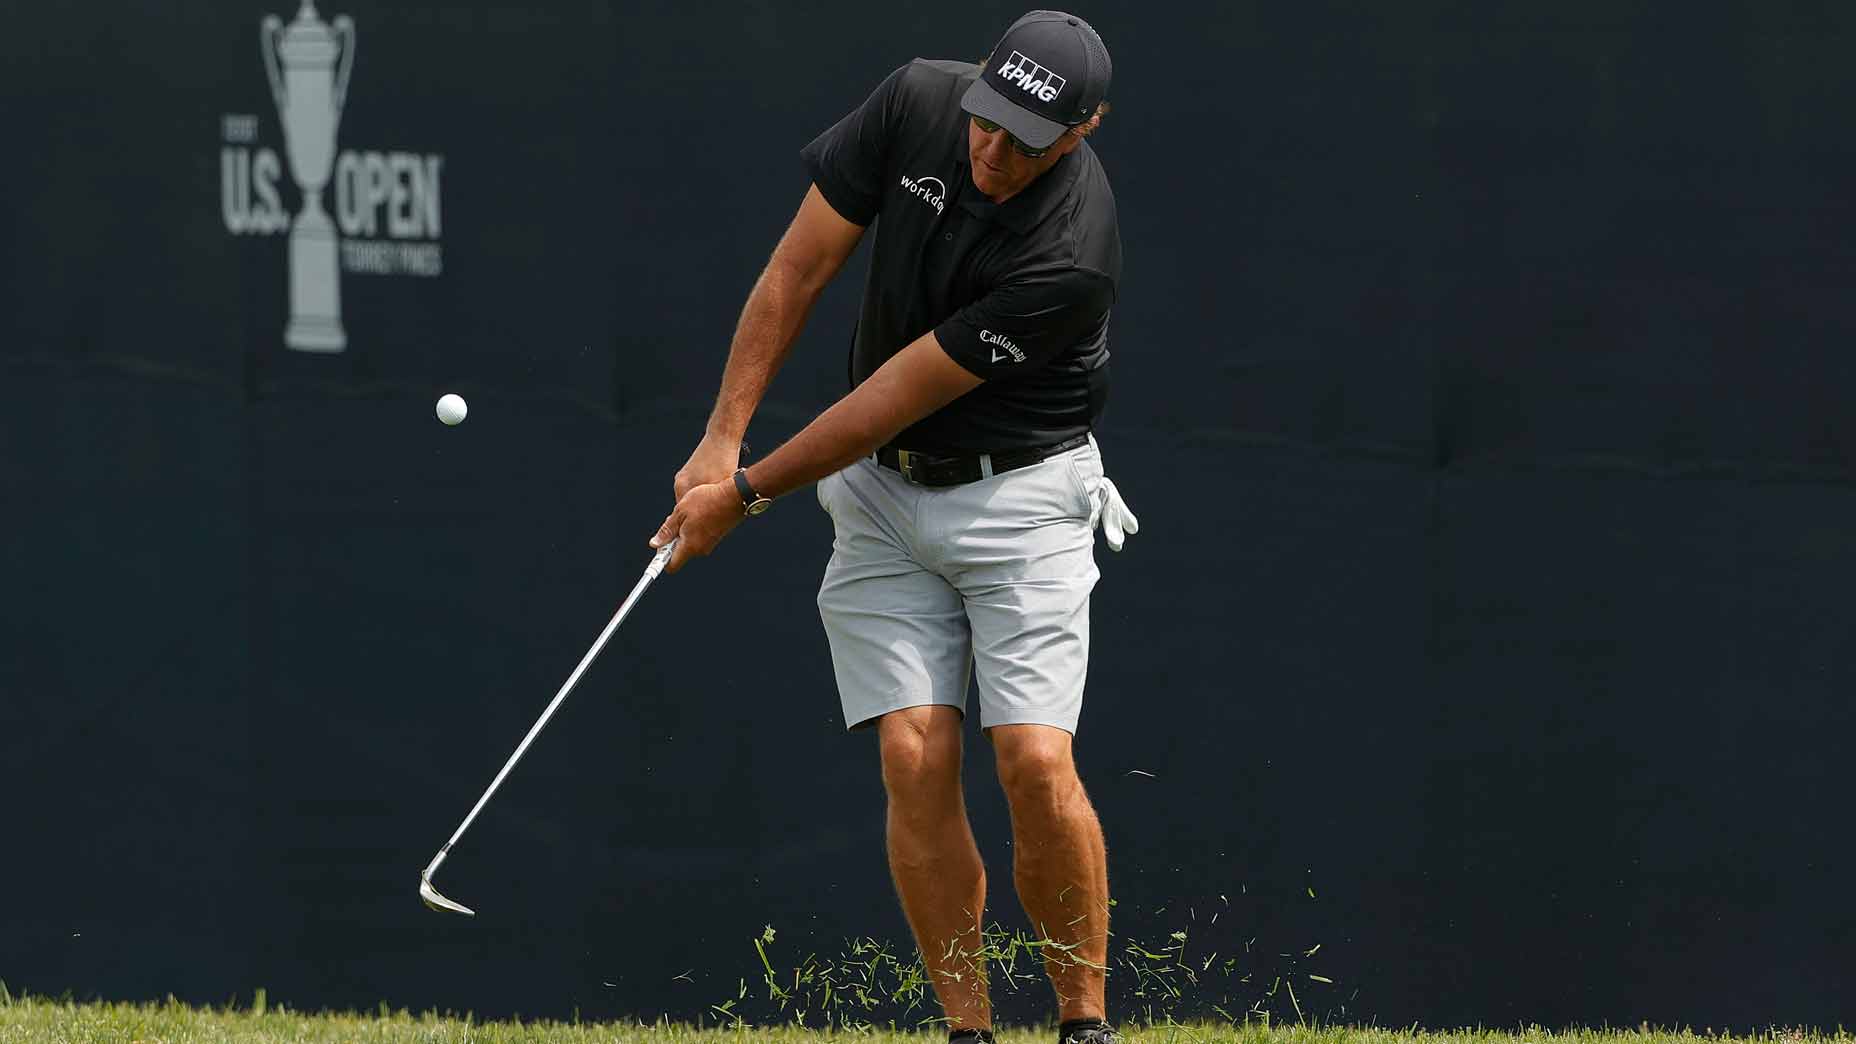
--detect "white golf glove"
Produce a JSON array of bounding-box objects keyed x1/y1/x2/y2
[{"x1": 1096, "y1": 476, "x2": 1139, "y2": 551}]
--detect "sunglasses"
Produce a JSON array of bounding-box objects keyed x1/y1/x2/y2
[{"x1": 970, "y1": 115, "x2": 1052, "y2": 159}]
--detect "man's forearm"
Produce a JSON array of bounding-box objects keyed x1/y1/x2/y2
[
  {"x1": 743, "y1": 334, "x2": 982, "y2": 500},
  {"x1": 705, "y1": 256, "x2": 824, "y2": 443},
  {"x1": 742, "y1": 379, "x2": 894, "y2": 498}
]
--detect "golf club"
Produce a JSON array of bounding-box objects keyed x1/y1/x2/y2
[{"x1": 419, "y1": 539, "x2": 677, "y2": 916}]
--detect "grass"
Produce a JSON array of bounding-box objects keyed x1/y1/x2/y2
[
  {"x1": 725, "y1": 919, "x2": 1354, "y2": 1031},
  {"x1": 0, "y1": 988, "x2": 1847, "y2": 1044},
  {"x1": 0, "y1": 997, "x2": 1847, "y2": 1044},
  {"x1": 2, "y1": 924, "x2": 1844, "y2": 1044}
]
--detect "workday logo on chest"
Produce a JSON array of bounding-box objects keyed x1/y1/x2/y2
[
  {"x1": 218, "y1": 1, "x2": 445, "y2": 353},
  {"x1": 899, "y1": 173, "x2": 947, "y2": 215}
]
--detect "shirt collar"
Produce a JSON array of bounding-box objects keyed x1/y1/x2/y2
[{"x1": 952, "y1": 143, "x2": 1081, "y2": 235}]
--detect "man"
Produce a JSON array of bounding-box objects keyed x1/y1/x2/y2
[{"x1": 651, "y1": 11, "x2": 1138, "y2": 1044}]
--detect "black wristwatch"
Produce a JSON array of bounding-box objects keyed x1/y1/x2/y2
[{"x1": 733, "y1": 468, "x2": 773, "y2": 517}]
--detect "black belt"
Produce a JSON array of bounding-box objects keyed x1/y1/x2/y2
[{"x1": 874, "y1": 434, "x2": 1090, "y2": 487}]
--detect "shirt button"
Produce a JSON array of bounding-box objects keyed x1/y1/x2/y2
[{"x1": 943, "y1": 232, "x2": 953, "y2": 241}]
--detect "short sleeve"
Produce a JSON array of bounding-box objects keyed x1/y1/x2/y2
[
  {"x1": 933, "y1": 268, "x2": 1115, "y2": 378},
  {"x1": 799, "y1": 65, "x2": 909, "y2": 226}
]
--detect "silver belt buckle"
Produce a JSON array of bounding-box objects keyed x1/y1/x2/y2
[{"x1": 895, "y1": 449, "x2": 919, "y2": 483}]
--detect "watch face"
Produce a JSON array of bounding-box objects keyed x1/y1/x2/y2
[{"x1": 746, "y1": 498, "x2": 773, "y2": 516}]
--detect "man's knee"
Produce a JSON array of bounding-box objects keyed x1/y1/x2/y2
[
  {"x1": 877, "y1": 706, "x2": 964, "y2": 801},
  {"x1": 991, "y1": 725, "x2": 1079, "y2": 810}
]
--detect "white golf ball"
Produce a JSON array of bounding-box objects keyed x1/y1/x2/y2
[{"x1": 436, "y1": 393, "x2": 468, "y2": 426}]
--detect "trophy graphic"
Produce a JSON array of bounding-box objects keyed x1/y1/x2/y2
[{"x1": 262, "y1": 2, "x2": 354, "y2": 352}]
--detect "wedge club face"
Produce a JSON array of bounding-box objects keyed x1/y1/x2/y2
[{"x1": 419, "y1": 871, "x2": 475, "y2": 916}]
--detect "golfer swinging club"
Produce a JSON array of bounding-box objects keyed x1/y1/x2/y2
[{"x1": 653, "y1": 11, "x2": 1137, "y2": 1043}]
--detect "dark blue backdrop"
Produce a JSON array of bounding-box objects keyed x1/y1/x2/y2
[{"x1": 2, "y1": 0, "x2": 1851, "y2": 1030}]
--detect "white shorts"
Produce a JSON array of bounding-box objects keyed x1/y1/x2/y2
[{"x1": 815, "y1": 440, "x2": 1104, "y2": 733}]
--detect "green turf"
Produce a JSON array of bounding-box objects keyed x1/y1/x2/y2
[{"x1": 0, "y1": 991, "x2": 1845, "y2": 1044}]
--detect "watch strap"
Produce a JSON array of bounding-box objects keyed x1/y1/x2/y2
[{"x1": 733, "y1": 468, "x2": 771, "y2": 516}]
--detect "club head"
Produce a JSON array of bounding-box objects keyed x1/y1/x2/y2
[{"x1": 419, "y1": 872, "x2": 476, "y2": 916}]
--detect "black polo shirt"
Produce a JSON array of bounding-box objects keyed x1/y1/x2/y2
[{"x1": 800, "y1": 59, "x2": 1121, "y2": 454}]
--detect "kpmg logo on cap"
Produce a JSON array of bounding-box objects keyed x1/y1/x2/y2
[{"x1": 997, "y1": 50, "x2": 1066, "y2": 103}]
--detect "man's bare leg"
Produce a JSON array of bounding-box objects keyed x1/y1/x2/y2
[
  {"x1": 991, "y1": 723, "x2": 1109, "y2": 1024},
  {"x1": 877, "y1": 706, "x2": 991, "y2": 1033}
]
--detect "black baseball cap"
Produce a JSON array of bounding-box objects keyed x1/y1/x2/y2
[{"x1": 961, "y1": 11, "x2": 1112, "y2": 150}]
